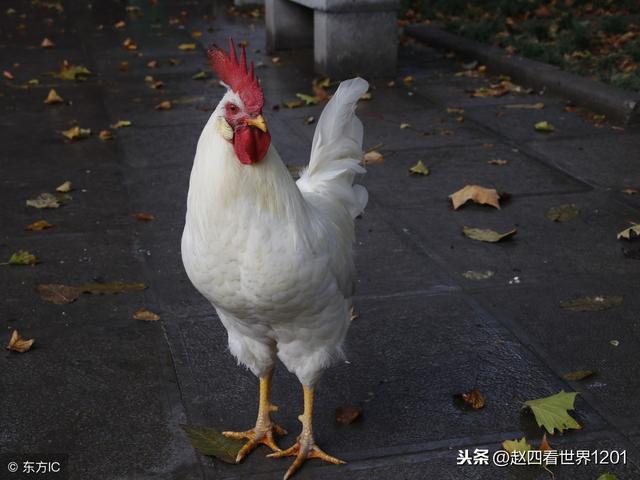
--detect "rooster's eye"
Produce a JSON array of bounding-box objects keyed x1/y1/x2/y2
[{"x1": 227, "y1": 103, "x2": 239, "y2": 114}]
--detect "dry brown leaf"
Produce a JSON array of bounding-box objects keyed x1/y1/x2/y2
[
  {"x1": 463, "y1": 226, "x2": 517, "y2": 243},
  {"x1": 363, "y1": 150, "x2": 383, "y2": 165},
  {"x1": 449, "y1": 185, "x2": 501, "y2": 210},
  {"x1": 4, "y1": 70, "x2": 14, "y2": 80},
  {"x1": 155, "y1": 100, "x2": 172, "y2": 110},
  {"x1": 147, "y1": 60, "x2": 158, "y2": 69},
  {"x1": 114, "y1": 20, "x2": 126, "y2": 29},
  {"x1": 123, "y1": 38, "x2": 138, "y2": 50},
  {"x1": 178, "y1": 43, "x2": 196, "y2": 51},
  {"x1": 26, "y1": 220, "x2": 54, "y2": 231},
  {"x1": 150, "y1": 80, "x2": 164, "y2": 89},
  {"x1": 119, "y1": 61, "x2": 129, "y2": 72},
  {"x1": 483, "y1": 143, "x2": 493, "y2": 149},
  {"x1": 44, "y1": 89, "x2": 64, "y2": 104},
  {"x1": 62, "y1": 126, "x2": 91, "y2": 141},
  {"x1": 56, "y1": 180, "x2": 72, "y2": 193},
  {"x1": 350, "y1": 307, "x2": 358, "y2": 321},
  {"x1": 335, "y1": 406, "x2": 362, "y2": 425},
  {"x1": 191, "y1": 31, "x2": 202, "y2": 38},
  {"x1": 133, "y1": 212, "x2": 155, "y2": 222},
  {"x1": 487, "y1": 159, "x2": 508, "y2": 165},
  {"x1": 41, "y1": 37, "x2": 55, "y2": 48},
  {"x1": 99, "y1": 129, "x2": 113, "y2": 140},
  {"x1": 6, "y1": 330, "x2": 34, "y2": 353},
  {"x1": 622, "y1": 188, "x2": 638, "y2": 195},
  {"x1": 402, "y1": 75, "x2": 414, "y2": 85},
  {"x1": 462, "y1": 389, "x2": 485, "y2": 409},
  {"x1": 37, "y1": 284, "x2": 82, "y2": 304},
  {"x1": 111, "y1": 120, "x2": 132, "y2": 129},
  {"x1": 133, "y1": 309, "x2": 160, "y2": 321}
]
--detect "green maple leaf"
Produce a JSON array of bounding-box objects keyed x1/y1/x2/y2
[
  {"x1": 7, "y1": 250, "x2": 37, "y2": 265},
  {"x1": 523, "y1": 390, "x2": 581, "y2": 434},
  {"x1": 408, "y1": 160, "x2": 430, "y2": 176}
]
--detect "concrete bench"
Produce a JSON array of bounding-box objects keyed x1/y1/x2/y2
[{"x1": 265, "y1": 0, "x2": 399, "y2": 78}]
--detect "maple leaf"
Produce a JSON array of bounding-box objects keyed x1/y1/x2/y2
[
  {"x1": 534, "y1": 121, "x2": 555, "y2": 132},
  {"x1": 546, "y1": 204, "x2": 578, "y2": 222},
  {"x1": 111, "y1": 120, "x2": 132, "y2": 129},
  {"x1": 56, "y1": 180, "x2": 72, "y2": 193},
  {"x1": 155, "y1": 100, "x2": 172, "y2": 110},
  {"x1": 3, "y1": 250, "x2": 37, "y2": 266},
  {"x1": 53, "y1": 62, "x2": 92, "y2": 81},
  {"x1": 617, "y1": 223, "x2": 640, "y2": 240},
  {"x1": 99, "y1": 130, "x2": 113, "y2": 141},
  {"x1": 363, "y1": 150, "x2": 384, "y2": 165},
  {"x1": 502, "y1": 437, "x2": 531, "y2": 454},
  {"x1": 450, "y1": 185, "x2": 501, "y2": 209},
  {"x1": 523, "y1": 390, "x2": 581, "y2": 434},
  {"x1": 62, "y1": 126, "x2": 91, "y2": 141},
  {"x1": 335, "y1": 406, "x2": 362, "y2": 425},
  {"x1": 133, "y1": 309, "x2": 160, "y2": 321},
  {"x1": 6, "y1": 330, "x2": 34, "y2": 353}
]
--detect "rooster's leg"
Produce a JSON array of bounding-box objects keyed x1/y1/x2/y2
[
  {"x1": 267, "y1": 385, "x2": 345, "y2": 479},
  {"x1": 223, "y1": 371, "x2": 287, "y2": 462}
]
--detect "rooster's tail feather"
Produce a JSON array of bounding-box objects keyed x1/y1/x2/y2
[{"x1": 296, "y1": 77, "x2": 369, "y2": 218}]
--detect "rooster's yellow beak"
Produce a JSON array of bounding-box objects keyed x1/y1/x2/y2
[{"x1": 246, "y1": 115, "x2": 268, "y2": 133}]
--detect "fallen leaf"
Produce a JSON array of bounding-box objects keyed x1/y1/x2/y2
[
  {"x1": 409, "y1": 160, "x2": 429, "y2": 176},
  {"x1": 5, "y1": 250, "x2": 37, "y2": 265},
  {"x1": 178, "y1": 43, "x2": 196, "y2": 51},
  {"x1": 295, "y1": 93, "x2": 318, "y2": 106},
  {"x1": 617, "y1": 224, "x2": 640, "y2": 240},
  {"x1": 462, "y1": 389, "x2": 485, "y2": 409},
  {"x1": 37, "y1": 282, "x2": 147, "y2": 304},
  {"x1": 180, "y1": 425, "x2": 243, "y2": 463},
  {"x1": 53, "y1": 62, "x2": 92, "y2": 81},
  {"x1": 610, "y1": 340, "x2": 620, "y2": 347},
  {"x1": 538, "y1": 433, "x2": 553, "y2": 452},
  {"x1": 487, "y1": 158, "x2": 508, "y2": 165},
  {"x1": 271, "y1": 56, "x2": 281, "y2": 64},
  {"x1": 56, "y1": 180, "x2": 72, "y2": 193},
  {"x1": 483, "y1": 143, "x2": 493, "y2": 149},
  {"x1": 450, "y1": 185, "x2": 501, "y2": 210},
  {"x1": 359, "y1": 91, "x2": 372, "y2": 101},
  {"x1": 504, "y1": 102, "x2": 544, "y2": 109},
  {"x1": 561, "y1": 296, "x2": 623, "y2": 312},
  {"x1": 133, "y1": 309, "x2": 160, "y2": 321},
  {"x1": 303, "y1": 116, "x2": 315, "y2": 125},
  {"x1": 111, "y1": 120, "x2": 132, "y2": 129},
  {"x1": 44, "y1": 89, "x2": 64, "y2": 105},
  {"x1": 402, "y1": 75, "x2": 414, "y2": 85},
  {"x1": 621, "y1": 188, "x2": 638, "y2": 195},
  {"x1": 41, "y1": 37, "x2": 55, "y2": 48},
  {"x1": 155, "y1": 100, "x2": 172, "y2": 110},
  {"x1": 463, "y1": 227, "x2": 517, "y2": 243},
  {"x1": 523, "y1": 390, "x2": 581, "y2": 434},
  {"x1": 191, "y1": 31, "x2": 202, "y2": 38},
  {"x1": 3, "y1": 70, "x2": 14, "y2": 80},
  {"x1": 62, "y1": 126, "x2": 91, "y2": 141},
  {"x1": 363, "y1": 150, "x2": 383, "y2": 165},
  {"x1": 534, "y1": 121, "x2": 555, "y2": 132},
  {"x1": 399, "y1": 122, "x2": 411, "y2": 129},
  {"x1": 335, "y1": 406, "x2": 362, "y2": 424},
  {"x1": 462, "y1": 270, "x2": 494, "y2": 280},
  {"x1": 283, "y1": 100, "x2": 303, "y2": 109},
  {"x1": 546, "y1": 204, "x2": 578, "y2": 222},
  {"x1": 133, "y1": 212, "x2": 155, "y2": 222},
  {"x1": 6, "y1": 330, "x2": 34, "y2": 353},
  {"x1": 147, "y1": 60, "x2": 158, "y2": 69},
  {"x1": 123, "y1": 37, "x2": 138, "y2": 50},
  {"x1": 150, "y1": 80, "x2": 164, "y2": 89},
  {"x1": 27, "y1": 79, "x2": 40, "y2": 86},
  {"x1": 119, "y1": 61, "x2": 129, "y2": 72},
  {"x1": 114, "y1": 20, "x2": 126, "y2": 28},
  {"x1": 26, "y1": 220, "x2": 54, "y2": 231},
  {"x1": 99, "y1": 129, "x2": 113, "y2": 140},
  {"x1": 562, "y1": 370, "x2": 595, "y2": 381},
  {"x1": 26, "y1": 192, "x2": 63, "y2": 209},
  {"x1": 502, "y1": 437, "x2": 531, "y2": 454},
  {"x1": 192, "y1": 71, "x2": 208, "y2": 80},
  {"x1": 350, "y1": 307, "x2": 358, "y2": 321},
  {"x1": 596, "y1": 474, "x2": 618, "y2": 480},
  {"x1": 447, "y1": 107, "x2": 464, "y2": 114}
]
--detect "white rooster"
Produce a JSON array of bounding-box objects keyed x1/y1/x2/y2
[{"x1": 181, "y1": 40, "x2": 368, "y2": 479}]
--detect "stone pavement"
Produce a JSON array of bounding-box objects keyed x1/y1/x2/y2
[{"x1": 1, "y1": 1, "x2": 639, "y2": 479}]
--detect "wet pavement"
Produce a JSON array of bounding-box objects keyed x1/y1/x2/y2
[{"x1": 1, "y1": 1, "x2": 639, "y2": 479}]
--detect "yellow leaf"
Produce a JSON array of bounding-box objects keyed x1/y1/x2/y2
[
  {"x1": 534, "y1": 121, "x2": 555, "y2": 132},
  {"x1": 123, "y1": 37, "x2": 138, "y2": 50},
  {"x1": 502, "y1": 437, "x2": 531, "y2": 454},
  {"x1": 402, "y1": 75, "x2": 414, "y2": 85},
  {"x1": 62, "y1": 126, "x2": 91, "y2": 140},
  {"x1": 447, "y1": 107, "x2": 464, "y2": 114},
  {"x1": 6, "y1": 330, "x2": 34, "y2": 353},
  {"x1": 191, "y1": 31, "x2": 202, "y2": 38},
  {"x1": 111, "y1": 120, "x2": 132, "y2": 129},
  {"x1": 56, "y1": 180, "x2": 72, "y2": 193},
  {"x1": 409, "y1": 160, "x2": 429, "y2": 175},
  {"x1": 44, "y1": 88, "x2": 64, "y2": 104},
  {"x1": 7, "y1": 250, "x2": 37, "y2": 265},
  {"x1": 26, "y1": 220, "x2": 54, "y2": 231},
  {"x1": 400, "y1": 122, "x2": 411, "y2": 129},
  {"x1": 523, "y1": 390, "x2": 581, "y2": 434},
  {"x1": 178, "y1": 43, "x2": 196, "y2": 51},
  {"x1": 504, "y1": 102, "x2": 544, "y2": 109},
  {"x1": 449, "y1": 185, "x2": 501, "y2": 209},
  {"x1": 133, "y1": 309, "x2": 160, "y2": 321},
  {"x1": 463, "y1": 227, "x2": 517, "y2": 243},
  {"x1": 53, "y1": 62, "x2": 92, "y2": 81}
]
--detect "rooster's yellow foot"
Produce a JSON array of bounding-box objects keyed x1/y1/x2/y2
[
  {"x1": 267, "y1": 434, "x2": 345, "y2": 480},
  {"x1": 223, "y1": 422, "x2": 287, "y2": 463}
]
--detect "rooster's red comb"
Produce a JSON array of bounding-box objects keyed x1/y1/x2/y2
[{"x1": 208, "y1": 39, "x2": 264, "y2": 114}]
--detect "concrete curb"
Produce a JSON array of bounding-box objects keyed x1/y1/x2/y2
[{"x1": 405, "y1": 24, "x2": 640, "y2": 126}]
